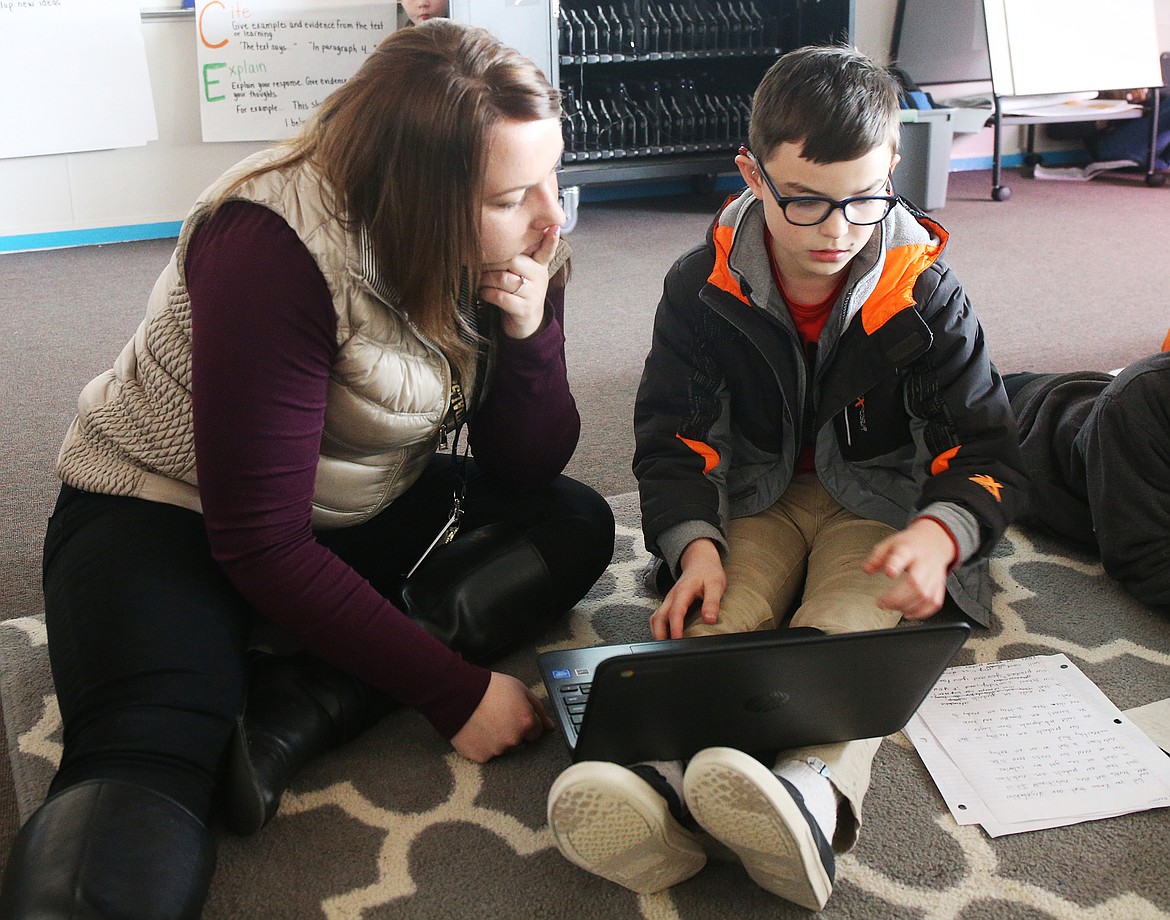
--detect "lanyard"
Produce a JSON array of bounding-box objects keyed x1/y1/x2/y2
[
  {"x1": 404, "y1": 423, "x2": 468, "y2": 578},
  {"x1": 404, "y1": 284, "x2": 488, "y2": 578}
]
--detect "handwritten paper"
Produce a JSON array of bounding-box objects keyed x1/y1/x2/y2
[
  {"x1": 0, "y1": 0, "x2": 157, "y2": 159},
  {"x1": 195, "y1": 0, "x2": 393, "y2": 142},
  {"x1": 907, "y1": 655, "x2": 1170, "y2": 837}
]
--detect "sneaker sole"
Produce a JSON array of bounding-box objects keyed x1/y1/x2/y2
[
  {"x1": 547, "y1": 761, "x2": 706, "y2": 894},
  {"x1": 684, "y1": 748, "x2": 832, "y2": 910}
]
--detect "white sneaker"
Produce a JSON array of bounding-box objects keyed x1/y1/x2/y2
[
  {"x1": 683, "y1": 747, "x2": 835, "y2": 910},
  {"x1": 547, "y1": 761, "x2": 706, "y2": 894}
]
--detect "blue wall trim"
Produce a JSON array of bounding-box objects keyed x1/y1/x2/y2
[
  {"x1": 0, "y1": 221, "x2": 182, "y2": 254},
  {"x1": 950, "y1": 149, "x2": 1089, "y2": 172},
  {"x1": 4, "y1": 148, "x2": 1093, "y2": 252}
]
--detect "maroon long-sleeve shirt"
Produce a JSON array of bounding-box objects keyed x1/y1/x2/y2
[{"x1": 186, "y1": 200, "x2": 580, "y2": 738}]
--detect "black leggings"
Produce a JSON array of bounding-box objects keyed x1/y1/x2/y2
[{"x1": 41, "y1": 457, "x2": 614, "y2": 822}]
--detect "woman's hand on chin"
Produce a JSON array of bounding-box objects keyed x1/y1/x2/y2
[{"x1": 479, "y1": 226, "x2": 560, "y2": 340}]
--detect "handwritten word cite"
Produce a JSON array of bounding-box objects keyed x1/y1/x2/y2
[{"x1": 199, "y1": 0, "x2": 252, "y2": 50}]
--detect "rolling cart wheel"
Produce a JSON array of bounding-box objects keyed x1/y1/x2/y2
[
  {"x1": 1146, "y1": 172, "x2": 1167, "y2": 188},
  {"x1": 992, "y1": 185, "x2": 1012, "y2": 201}
]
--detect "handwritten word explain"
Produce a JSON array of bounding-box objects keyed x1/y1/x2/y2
[{"x1": 196, "y1": 2, "x2": 389, "y2": 141}]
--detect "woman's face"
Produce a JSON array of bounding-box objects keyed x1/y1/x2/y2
[
  {"x1": 401, "y1": 0, "x2": 448, "y2": 23},
  {"x1": 479, "y1": 117, "x2": 566, "y2": 268}
]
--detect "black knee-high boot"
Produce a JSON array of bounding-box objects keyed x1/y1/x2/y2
[
  {"x1": 226, "y1": 650, "x2": 394, "y2": 836},
  {"x1": 0, "y1": 779, "x2": 216, "y2": 920}
]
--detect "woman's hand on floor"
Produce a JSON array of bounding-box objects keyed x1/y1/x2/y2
[{"x1": 450, "y1": 671, "x2": 554, "y2": 763}]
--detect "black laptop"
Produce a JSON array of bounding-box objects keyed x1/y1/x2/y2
[{"x1": 538, "y1": 621, "x2": 970, "y2": 764}]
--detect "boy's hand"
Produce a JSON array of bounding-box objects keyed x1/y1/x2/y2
[
  {"x1": 862, "y1": 518, "x2": 956, "y2": 620},
  {"x1": 479, "y1": 225, "x2": 560, "y2": 340},
  {"x1": 450, "y1": 671, "x2": 553, "y2": 763},
  {"x1": 649, "y1": 538, "x2": 726, "y2": 639}
]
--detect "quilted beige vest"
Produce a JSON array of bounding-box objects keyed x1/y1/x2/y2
[{"x1": 56, "y1": 148, "x2": 455, "y2": 529}]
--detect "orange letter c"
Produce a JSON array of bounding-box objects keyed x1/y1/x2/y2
[{"x1": 199, "y1": 0, "x2": 229, "y2": 50}]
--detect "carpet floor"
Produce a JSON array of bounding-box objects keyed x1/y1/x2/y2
[{"x1": 2, "y1": 493, "x2": 1167, "y2": 919}]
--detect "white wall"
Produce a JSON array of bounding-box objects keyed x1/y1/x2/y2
[
  {"x1": 0, "y1": 15, "x2": 267, "y2": 248},
  {"x1": 855, "y1": 0, "x2": 898, "y2": 63}
]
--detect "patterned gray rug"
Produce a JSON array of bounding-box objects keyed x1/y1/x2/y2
[{"x1": 2, "y1": 493, "x2": 1168, "y2": 919}]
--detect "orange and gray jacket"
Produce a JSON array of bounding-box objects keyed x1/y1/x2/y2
[{"x1": 633, "y1": 189, "x2": 1027, "y2": 625}]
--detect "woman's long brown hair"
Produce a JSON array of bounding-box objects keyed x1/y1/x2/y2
[{"x1": 216, "y1": 20, "x2": 561, "y2": 379}]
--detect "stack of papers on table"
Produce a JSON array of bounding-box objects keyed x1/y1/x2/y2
[
  {"x1": 1033, "y1": 160, "x2": 1142, "y2": 181},
  {"x1": 996, "y1": 91, "x2": 1098, "y2": 115},
  {"x1": 907, "y1": 655, "x2": 1170, "y2": 837},
  {"x1": 1006, "y1": 98, "x2": 1141, "y2": 117}
]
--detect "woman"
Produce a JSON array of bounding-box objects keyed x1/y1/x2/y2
[{"x1": 0, "y1": 21, "x2": 614, "y2": 919}]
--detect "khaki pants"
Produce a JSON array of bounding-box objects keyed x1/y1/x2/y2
[{"x1": 683, "y1": 474, "x2": 900, "y2": 852}]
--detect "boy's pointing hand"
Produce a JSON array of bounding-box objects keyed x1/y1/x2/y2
[{"x1": 863, "y1": 518, "x2": 956, "y2": 620}]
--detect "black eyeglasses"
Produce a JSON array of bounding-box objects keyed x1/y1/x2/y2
[{"x1": 743, "y1": 148, "x2": 898, "y2": 227}]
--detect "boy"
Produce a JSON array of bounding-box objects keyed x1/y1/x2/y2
[
  {"x1": 547, "y1": 46, "x2": 1026, "y2": 910},
  {"x1": 400, "y1": 0, "x2": 447, "y2": 25}
]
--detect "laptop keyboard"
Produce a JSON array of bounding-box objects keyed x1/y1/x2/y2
[{"x1": 558, "y1": 682, "x2": 591, "y2": 728}]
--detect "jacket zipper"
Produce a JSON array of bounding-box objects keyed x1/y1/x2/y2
[{"x1": 707, "y1": 285, "x2": 807, "y2": 475}]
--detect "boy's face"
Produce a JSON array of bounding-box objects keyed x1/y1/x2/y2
[
  {"x1": 401, "y1": 0, "x2": 448, "y2": 23},
  {"x1": 737, "y1": 142, "x2": 899, "y2": 302}
]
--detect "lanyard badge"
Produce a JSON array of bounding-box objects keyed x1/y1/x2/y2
[{"x1": 404, "y1": 491, "x2": 463, "y2": 578}]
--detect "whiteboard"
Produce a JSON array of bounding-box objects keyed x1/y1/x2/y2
[
  {"x1": 0, "y1": 0, "x2": 158, "y2": 159},
  {"x1": 984, "y1": 0, "x2": 1163, "y2": 96}
]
